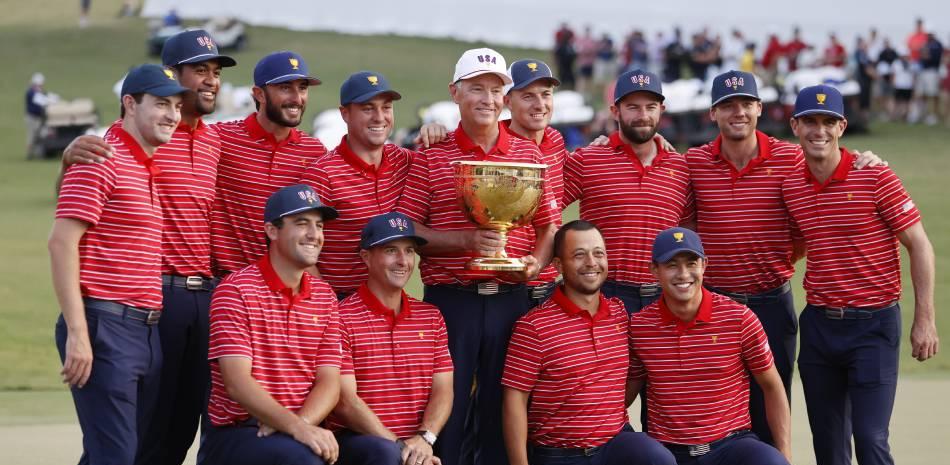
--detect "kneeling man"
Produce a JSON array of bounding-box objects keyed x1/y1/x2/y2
[
  {"x1": 628, "y1": 227, "x2": 791, "y2": 465},
  {"x1": 329, "y1": 212, "x2": 454, "y2": 465},
  {"x1": 502, "y1": 220, "x2": 675, "y2": 465},
  {"x1": 200, "y1": 184, "x2": 342, "y2": 465}
]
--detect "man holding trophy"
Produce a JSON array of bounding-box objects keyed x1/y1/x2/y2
[{"x1": 397, "y1": 48, "x2": 559, "y2": 465}]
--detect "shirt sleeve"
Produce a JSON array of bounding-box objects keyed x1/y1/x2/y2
[
  {"x1": 561, "y1": 149, "x2": 583, "y2": 207},
  {"x1": 874, "y1": 167, "x2": 921, "y2": 233},
  {"x1": 208, "y1": 281, "x2": 253, "y2": 360},
  {"x1": 627, "y1": 316, "x2": 647, "y2": 382},
  {"x1": 339, "y1": 317, "x2": 354, "y2": 375},
  {"x1": 55, "y1": 160, "x2": 118, "y2": 226},
  {"x1": 680, "y1": 178, "x2": 696, "y2": 225},
  {"x1": 396, "y1": 150, "x2": 432, "y2": 224},
  {"x1": 739, "y1": 307, "x2": 774, "y2": 374},
  {"x1": 300, "y1": 159, "x2": 333, "y2": 206},
  {"x1": 315, "y1": 298, "x2": 343, "y2": 369},
  {"x1": 501, "y1": 318, "x2": 543, "y2": 392},
  {"x1": 433, "y1": 313, "x2": 454, "y2": 373}
]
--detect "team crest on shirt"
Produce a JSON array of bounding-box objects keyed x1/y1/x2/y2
[
  {"x1": 298, "y1": 189, "x2": 319, "y2": 204},
  {"x1": 816, "y1": 93, "x2": 827, "y2": 105},
  {"x1": 418, "y1": 331, "x2": 425, "y2": 339},
  {"x1": 767, "y1": 168, "x2": 773, "y2": 176},
  {"x1": 712, "y1": 335, "x2": 718, "y2": 343},
  {"x1": 367, "y1": 75, "x2": 379, "y2": 86},
  {"x1": 673, "y1": 232, "x2": 684, "y2": 243},
  {"x1": 631, "y1": 74, "x2": 650, "y2": 87},
  {"x1": 163, "y1": 69, "x2": 176, "y2": 80},
  {"x1": 847, "y1": 193, "x2": 853, "y2": 200},
  {"x1": 196, "y1": 36, "x2": 215, "y2": 50},
  {"x1": 312, "y1": 315, "x2": 319, "y2": 324},
  {"x1": 527, "y1": 62, "x2": 538, "y2": 72},
  {"x1": 289, "y1": 58, "x2": 300, "y2": 70},
  {"x1": 389, "y1": 217, "x2": 409, "y2": 231},
  {"x1": 668, "y1": 169, "x2": 675, "y2": 176},
  {"x1": 726, "y1": 76, "x2": 745, "y2": 90}
]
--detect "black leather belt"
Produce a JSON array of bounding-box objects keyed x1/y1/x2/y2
[
  {"x1": 83, "y1": 297, "x2": 161, "y2": 325},
  {"x1": 813, "y1": 302, "x2": 898, "y2": 320},
  {"x1": 527, "y1": 280, "x2": 558, "y2": 300},
  {"x1": 437, "y1": 281, "x2": 525, "y2": 296},
  {"x1": 663, "y1": 430, "x2": 747, "y2": 457},
  {"x1": 531, "y1": 443, "x2": 605, "y2": 458},
  {"x1": 603, "y1": 280, "x2": 661, "y2": 298},
  {"x1": 161, "y1": 275, "x2": 219, "y2": 292},
  {"x1": 706, "y1": 281, "x2": 792, "y2": 306}
]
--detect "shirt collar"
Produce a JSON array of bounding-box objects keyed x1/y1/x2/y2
[
  {"x1": 112, "y1": 127, "x2": 161, "y2": 176},
  {"x1": 338, "y1": 135, "x2": 388, "y2": 178},
  {"x1": 357, "y1": 283, "x2": 411, "y2": 325},
  {"x1": 550, "y1": 286, "x2": 611, "y2": 323},
  {"x1": 256, "y1": 253, "x2": 312, "y2": 306},
  {"x1": 710, "y1": 130, "x2": 774, "y2": 176},
  {"x1": 804, "y1": 146, "x2": 854, "y2": 190},
  {"x1": 502, "y1": 119, "x2": 557, "y2": 152},
  {"x1": 658, "y1": 287, "x2": 714, "y2": 333},
  {"x1": 608, "y1": 131, "x2": 671, "y2": 170},
  {"x1": 244, "y1": 112, "x2": 302, "y2": 145},
  {"x1": 454, "y1": 121, "x2": 511, "y2": 158},
  {"x1": 176, "y1": 117, "x2": 207, "y2": 135}
]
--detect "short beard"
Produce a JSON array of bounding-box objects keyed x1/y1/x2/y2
[
  {"x1": 264, "y1": 98, "x2": 303, "y2": 128},
  {"x1": 619, "y1": 121, "x2": 657, "y2": 144}
]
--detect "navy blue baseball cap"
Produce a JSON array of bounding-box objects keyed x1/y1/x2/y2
[
  {"x1": 254, "y1": 51, "x2": 321, "y2": 88},
  {"x1": 711, "y1": 70, "x2": 759, "y2": 106},
  {"x1": 652, "y1": 227, "x2": 705, "y2": 263},
  {"x1": 507, "y1": 59, "x2": 560, "y2": 93},
  {"x1": 120, "y1": 64, "x2": 191, "y2": 98},
  {"x1": 264, "y1": 184, "x2": 338, "y2": 224},
  {"x1": 360, "y1": 212, "x2": 427, "y2": 249},
  {"x1": 161, "y1": 29, "x2": 236, "y2": 68},
  {"x1": 614, "y1": 69, "x2": 664, "y2": 103},
  {"x1": 794, "y1": 84, "x2": 845, "y2": 119},
  {"x1": 340, "y1": 71, "x2": 402, "y2": 106}
]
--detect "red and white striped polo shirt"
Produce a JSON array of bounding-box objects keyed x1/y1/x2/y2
[
  {"x1": 781, "y1": 148, "x2": 920, "y2": 308},
  {"x1": 397, "y1": 122, "x2": 558, "y2": 286},
  {"x1": 326, "y1": 284, "x2": 453, "y2": 438},
  {"x1": 207, "y1": 253, "x2": 341, "y2": 426},
  {"x1": 563, "y1": 132, "x2": 693, "y2": 285},
  {"x1": 56, "y1": 127, "x2": 164, "y2": 310},
  {"x1": 504, "y1": 122, "x2": 568, "y2": 287},
  {"x1": 210, "y1": 113, "x2": 327, "y2": 275},
  {"x1": 628, "y1": 289, "x2": 774, "y2": 445},
  {"x1": 502, "y1": 287, "x2": 629, "y2": 448},
  {"x1": 301, "y1": 137, "x2": 414, "y2": 294},
  {"x1": 108, "y1": 118, "x2": 221, "y2": 278},
  {"x1": 686, "y1": 130, "x2": 803, "y2": 293}
]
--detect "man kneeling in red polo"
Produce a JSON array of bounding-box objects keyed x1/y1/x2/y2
[
  {"x1": 628, "y1": 227, "x2": 791, "y2": 465},
  {"x1": 502, "y1": 220, "x2": 675, "y2": 465}
]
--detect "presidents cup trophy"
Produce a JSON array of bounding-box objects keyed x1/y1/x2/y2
[{"x1": 454, "y1": 161, "x2": 547, "y2": 271}]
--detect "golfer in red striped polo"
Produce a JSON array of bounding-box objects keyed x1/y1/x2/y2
[
  {"x1": 503, "y1": 220, "x2": 675, "y2": 465},
  {"x1": 329, "y1": 212, "x2": 454, "y2": 465},
  {"x1": 628, "y1": 227, "x2": 791, "y2": 465}
]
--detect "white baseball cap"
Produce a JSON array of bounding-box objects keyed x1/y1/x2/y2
[{"x1": 453, "y1": 48, "x2": 512, "y2": 85}]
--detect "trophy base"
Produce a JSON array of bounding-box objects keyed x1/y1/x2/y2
[{"x1": 466, "y1": 257, "x2": 525, "y2": 271}]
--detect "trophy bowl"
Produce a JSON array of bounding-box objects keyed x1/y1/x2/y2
[{"x1": 453, "y1": 161, "x2": 547, "y2": 271}]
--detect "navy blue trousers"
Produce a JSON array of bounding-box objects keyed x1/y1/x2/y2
[
  {"x1": 138, "y1": 281, "x2": 214, "y2": 465},
  {"x1": 55, "y1": 305, "x2": 162, "y2": 465},
  {"x1": 335, "y1": 431, "x2": 402, "y2": 465},
  {"x1": 665, "y1": 432, "x2": 788, "y2": 465},
  {"x1": 423, "y1": 284, "x2": 533, "y2": 465},
  {"x1": 530, "y1": 427, "x2": 675, "y2": 465},
  {"x1": 742, "y1": 290, "x2": 797, "y2": 446},
  {"x1": 798, "y1": 304, "x2": 900, "y2": 465},
  {"x1": 199, "y1": 424, "x2": 328, "y2": 465}
]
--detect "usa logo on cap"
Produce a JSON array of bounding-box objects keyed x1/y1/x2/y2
[
  {"x1": 196, "y1": 36, "x2": 215, "y2": 50},
  {"x1": 298, "y1": 189, "x2": 318, "y2": 204},
  {"x1": 726, "y1": 76, "x2": 745, "y2": 90},
  {"x1": 632, "y1": 74, "x2": 651, "y2": 87},
  {"x1": 388, "y1": 217, "x2": 409, "y2": 231}
]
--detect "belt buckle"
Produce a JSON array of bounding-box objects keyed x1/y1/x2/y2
[
  {"x1": 583, "y1": 446, "x2": 598, "y2": 457},
  {"x1": 477, "y1": 281, "x2": 499, "y2": 295},
  {"x1": 145, "y1": 310, "x2": 162, "y2": 325},
  {"x1": 185, "y1": 276, "x2": 204, "y2": 291},
  {"x1": 824, "y1": 307, "x2": 846, "y2": 320},
  {"x1": 688, "y1": 443, "x2": 711, "y2": 457}
]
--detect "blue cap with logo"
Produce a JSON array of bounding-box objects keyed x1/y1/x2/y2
[
  {"x1": 360, "y1": 212, "x2": 427, "y2": 249},
  {"x1": 711, "y1": 70, "x2": 759, "y2": 106},
  {"x1": 652, "y1": 227, "x2": 705, "y2": 263},
  {"x1": 794, "y1": 84, "x2": 845, "y2": 119},
  {"x1": 120, "y1": 64, "x2": 191, "y2": 98},
  {"x1": 507, "y1": 59, "x2": 560, "y2": 93},
  {"x1": 264, "y1": 184, "x2": 338, "y2": 224},
  {"x1": 254, "y1": 51, "x2": 321, "y2": 88},
  {"x1": 161, "y1": 29, "x2": 236, "y2": 68},
  {"x1": 614, "y1": 69, "x2": 664, "y2": 103},
  {"x1": 340, "y1": 71, "x2": 402, "y2": 106}
]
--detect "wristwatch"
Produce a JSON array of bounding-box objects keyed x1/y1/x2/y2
[{"x1": 417, "y1": 430, "x2": 437, "y2": 446}]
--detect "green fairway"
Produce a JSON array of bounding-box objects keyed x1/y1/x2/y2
[{"x1": 1, "y1": 0, "x2": 947, "y2": 391}]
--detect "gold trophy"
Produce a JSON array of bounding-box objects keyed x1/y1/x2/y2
[{"x1": 454, "y1": 161, "x2": 547, "y2": 271}]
